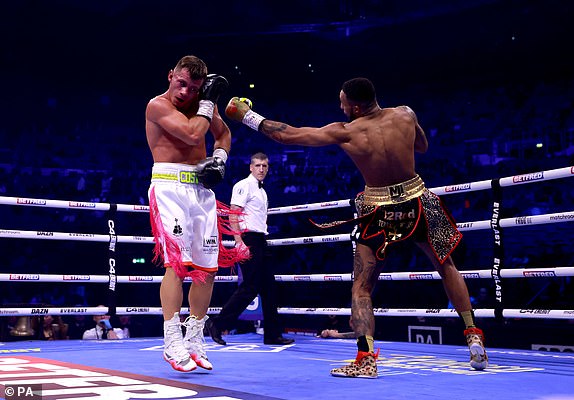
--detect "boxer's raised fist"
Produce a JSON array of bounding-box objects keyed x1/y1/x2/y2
[
  {"x1": 196, "y1": 156, "x2": 225, "y2": 189},
  {"x1": 225, "y1": 97, "x2": 251, "y2": 121},
  {"x1": 201, "y1": 74, "x2": 229, "y2": 103}
]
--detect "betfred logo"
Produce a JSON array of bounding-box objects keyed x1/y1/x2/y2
[
  {"x1": 63, "y1": 275, "x2": 91, "y2": 281},
  {"x1": 17, "y1": 198, "x2": 46, "y2": 205},
  {"x1": 512, "y1": 172, "x2": 543, "y2": 183},
  {"x1": 10, "y1": 274, "x2": 40, "y2": 281},
  {"x1": 444, "y1": 183, "x2": 471, "y2": 192},
  {"x1": 68, "y1": 201, "x2": 96, "y2": 208}
]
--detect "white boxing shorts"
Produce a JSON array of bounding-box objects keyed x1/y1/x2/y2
[{"x1": 148, "y1": 162, "x2": 219, "y2": 276}]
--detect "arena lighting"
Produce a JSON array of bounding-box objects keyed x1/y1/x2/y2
[
  {"x1": 249, "y1": 83, "x2": 255, "y2": 89},
  {"x1": 536, "y1": 143, "x2": 543, "y2": 148},
  {"x1": 132, "y1": 258, "x2": 145, "y2": 264}
]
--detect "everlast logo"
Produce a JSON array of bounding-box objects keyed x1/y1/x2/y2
[
  {"x1": 491, "y1": 202, "x2": 501, "y2": 246},
  {"x1": 512, "y1": 172, "x2": 543, "y2": 183},
  {"x1": 60, "y1": 308, "x2": 87, "y2": 314},
  {"x1": 321, "y1": 237, "x2": 339, "y2": 242},
  {"x1": 492, "y1": 257, "x2": 502, "y2": 303},
  {"x1": 457, "y1": 222, "x2": 473, "y2": 229}
]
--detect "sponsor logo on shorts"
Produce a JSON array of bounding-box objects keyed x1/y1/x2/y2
[
  {"x1": 69, "y1": 201, "x2": 96, "y2": 208},
  {"x1": 63, "y1": 275, "x2": 91, "y2": 281},
  {"x1": 523, "y1": 271, "x2": 556, "y2": 277},
  {"x1": 17, "y1": 198, "x2": 47, "y2": 205},
  {"x1": 10, "y1": 274, "x2": 40, "y2": 281},
  {"x1": 203, "y1": 236, "x2": 217, "y2": 247},
  {"x1": 512, "y1": 172, "x2": 544, "y2": 183},
  {"x1": 444, "y1": 183, "x2": 471, "y2": 192}
]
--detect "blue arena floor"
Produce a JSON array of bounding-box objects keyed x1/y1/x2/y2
[{"x1": 1, "y1": 333, "x2": 573, "y2": 400}]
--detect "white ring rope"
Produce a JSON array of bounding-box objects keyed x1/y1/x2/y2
[
  {"x1": 3, "y1": 266, "x2": 574, "y2": 284},
  {"x1": 1, "y1": 165, "x2": 573, "y2": 320},
  {"x1": 1, "y1": 166, "x2": 572, "y2": 213},
  {"x1": 0, "y1": 306, "x2": 572, "y2": 320}
]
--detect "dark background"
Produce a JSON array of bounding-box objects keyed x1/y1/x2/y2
[{"x1": 1, "y1": 0, "x2": 573, "y2": 348}]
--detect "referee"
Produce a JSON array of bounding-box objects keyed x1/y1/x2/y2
[{"x1": 206, "y1": 152, "x2": 294, "y2": 345}]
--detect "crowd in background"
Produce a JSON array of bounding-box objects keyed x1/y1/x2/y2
[{"x1": 1, "y1": 75, "x2": 574, "y2": 340}]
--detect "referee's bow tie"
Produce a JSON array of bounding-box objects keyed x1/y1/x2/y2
[{"x1": 258, "y1": 181, "x2": 264, "y2": 188}]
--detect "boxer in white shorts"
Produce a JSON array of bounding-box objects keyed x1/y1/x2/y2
[{"x1": 149, "y1": 162, "x2": 219, "y2": 276}]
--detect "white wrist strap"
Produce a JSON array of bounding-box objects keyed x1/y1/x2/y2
[
  {"x1": 213, "y1": 148, "x2": 228, "y2": 163},
  {"x1": 242, "y1": 110, "x2": 265, "y2": 131},
  {"x1": 197, "y1": 100, "x2": 214, "y2": 121}
]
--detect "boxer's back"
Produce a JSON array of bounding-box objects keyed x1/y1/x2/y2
[{"x1": 341, "y1": 106, "x2": 420, "y2": 187}]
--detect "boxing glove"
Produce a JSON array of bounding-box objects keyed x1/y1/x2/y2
[
  {"x1": 225, "y1": 97, "x2": 266, "y2": 131},
  {"x1": 201, "y1": 74, "x2": 229, "y2": 103},
  {"x1": 196, "y1": 74, "x2": 229, "y2": 122},
  {"x1": 197, "y1": 155, "x2": 226, "y2": 189}
]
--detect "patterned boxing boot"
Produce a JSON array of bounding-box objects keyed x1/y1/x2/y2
[
  {"x1": 183, "y1": 315, "x2": 213, "y2": 370},
  {"x1": 330, "y1": 350, "x2": 379, "y2": 379},
  {"x1": 163, "y1": 312, "x2": 197, "y2": 372},
  {"x1": 465, "y1": 327, "x2": 488, "y2": 370}
]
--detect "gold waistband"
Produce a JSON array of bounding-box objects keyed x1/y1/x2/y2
[{"x1": 363, "y1": 175, "x2": 425, "y2": 205}]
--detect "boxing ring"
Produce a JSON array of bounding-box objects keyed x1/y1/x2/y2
[{"x1": 1, "y1": 166, "x2": 574, "y2": 399}]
